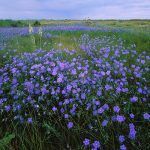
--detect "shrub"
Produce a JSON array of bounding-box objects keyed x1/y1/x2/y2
[{"x1": 33, "y1": 20, "x2": 41, "y2": 26}]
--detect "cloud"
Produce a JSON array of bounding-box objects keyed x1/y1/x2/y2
[
  {"x1": 0, "y1": 0, "x2": 149, "y2": 19},
  {"x1": 80, "y1": 0, "x2": 150, "y2": 19}
]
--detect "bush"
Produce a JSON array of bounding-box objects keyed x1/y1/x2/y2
[
  {"x1": 33, "y1": 20, "x2": 41, "y2": 26},
  {"x1": 10, "y1": 21, "x2": 26, "y2": 27}
]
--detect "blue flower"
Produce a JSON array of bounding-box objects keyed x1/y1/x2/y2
[
  {"x1": 130, "y1": 113, "x2": 135, "y2": 119},
  {"x1": 120, "y1": 144, "x2": 127, "y2": 150},
  {"x1": 102, "y1": 120, "x2": 108, "y2": 127},
  {"x1": 129, "y1": 123, "x2": 136, "y2": 140},
  {"x1": 5, "y1": 105, "x2": 11, "y2": 112},
  {"x1": 27, "y1": 118, "x2": 33, "y2": 124},
  {"x1": 116, "y1": 115, "x2": 125, "y2": 123},
  {"x1": 103, "y1": 104, "x2": 109, "y2": 110},
  {"x1": 143, "y1": 113, "x2": 150, "y2": 120},
  {"x1": 113, "y1": 106, "x2": 120, "y2": 113},
  {"x1": 92, "y1": 141, "x2": 100, "y2": 149},
  {"x1": 98, "y1": 107, "x2": 104, "y2": 114},
  {"x1": 67, "y1": 122, "x2": 74, "y2": 129},
  {"x1": 64, "y1": 114, "x2": 69, "y2": 119},
  {"x1": 130, "y1": 96, "x2": 138, "y2": 103},
  {"x1": 83, "y1": 138, "x2": 90, "y2": 146},
  {"x1": 52, "y1": 106, "x2": 57, "y2": 112},
  {"x1": 57, "y1": 77, "x2": 63, "y2": 83},
  {"x1": 119, "y1": 135, "x2": 125, "y2": 143},
  {"x1": 105, "y1": 84, "x2": 112, "y2": 91},
  {"x1": 81, "y1": 93, "x2": 86, "y2": 99}
]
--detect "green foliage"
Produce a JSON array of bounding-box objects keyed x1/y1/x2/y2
[
  {"x1": 33, "y1": 20, "x2": 41, "y2": 26},
  {"x1": 0, "y1": 20, "x2": 28, "y2": 27},
  {"x1": 0, "y1": 133, "x2": 15, "y2": 149},
  {"x1": 43, "y1": 123, "x2": 61, "y2": 138},
  {"x1": 10, "y1": 21, "x2": 24, "y2": 27}
]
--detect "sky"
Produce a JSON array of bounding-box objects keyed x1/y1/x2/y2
[{"x1": 0, "y1": 0, "x2": 150, "y2": 19}]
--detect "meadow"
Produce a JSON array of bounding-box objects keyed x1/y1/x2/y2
[{"x1": 0, "y1": 20, "x2": 150, "y2": 150}]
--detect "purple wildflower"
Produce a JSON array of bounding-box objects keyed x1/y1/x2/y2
[
  {"x1": 41, "y1": 87, "x2": 49, "y2": 94},
  {"x1": 98, "y1": 107, "x2": 104, "y2": 114},
  {"x1": 64, "y1": 114, "x2": 69, "y2": 119},
  {"x1": 105, "y1": 84, "x2": 112, "y2": 91},
  {"x1": 71, "y1": 69, "x2": 77, "y2": 75},
  {"x1": 119, "y1": 135, "x2": 125, "y2": 143},
  {"x1": 103, "y1": 104, "x2": 109, "y2": 110},
  {"x1": 138, "y1": 88, "x2": 143, "y2": 93},
  {"x1": 143, "y1": 113, "x2": 150, "y2": 120},
  {"x1": 81, "y1": 93, "x2": 86, "y2": 99},
  {"x1": 141, "y1": 60, "x2": 145, "y2": 64},
  {"x1": 97, "y1": 90, "x2": 102, "y2": 96},
  {"x1": 24, "y1": 81, "x2": 34, "y2": 92},
  {"x1": 120, "y1": 144, "x2": 127, "y2": 150},
  {"x1": 116, "y1": 115, "x2": 126, "y2": 123},
  {"x1": 111, "y1": 116, "x2": 117, "y2": 122},
  {"x1": 59, "y1": 62, "x2": 65, "y2": 70},
  {"x1": 130, "y1": 113, "x2": 135, "y2": 119},
  {"x1": 60, "y1": 108, "x2": 64, "y2": 113},
  {"x1": 67, "y1": 85, "x2": 72, "y2": 91},
  {"x1": 52, "y1": 67, "x2": 58, "y2": 76},
  {"x1": 95, "y1": 101, "x2": 100, "y2": 106},
  {"x1": 116, "y1": 87, "x2": 121, "y2": 93},
  {"x1": 106, "y1": 70, "x2": 111, "y2": 75},
  {"x1": 93, "y1": 141, "x2": 100, "y2": 149},
  {"x1": 113, "y1": 106, "x2": 120, "y2": 113},
  {"x1": 57, "y1": 77, "x2": 63, "y2": 83},
  {"x1": 27, "y1": 118, "x2": 33, "y2": 124},
  {"x1": 130, "y1": 96, "x2": 138, "y2": 103},
  {"x1": 83, "y1": 138, "x2": 90, "y2": 146},
  {"x1": 129, "y1": 123, "x2": 136, "y2": 140},
  {"x1": 101, "y1": 71, "x2": 105, "y2": 76},
  {"x1": 12, "y1": 78, "x2": 17, "y2": 84},
  {"x1": 102, "y1": 120, "x2": 108, "y2": 127},
  {"x1": 52, "y1": 106, "x2": 57, "y2": 112},
  {"x1": 67, "y1": 122, "x2": 74, "y2": 129},
  {"x1": 5, "y1": 105, "x2": 11, "y2": 112}
]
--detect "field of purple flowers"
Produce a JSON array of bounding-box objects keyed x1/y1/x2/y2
[{"x1": 0, "y1": 25, "x2": 150, "y2": 150}]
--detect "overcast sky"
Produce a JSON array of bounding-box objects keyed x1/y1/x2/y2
[{"x1": 0, "y1": 0, "x2": 150, "y2": 19}]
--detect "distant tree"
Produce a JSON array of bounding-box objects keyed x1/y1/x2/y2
[
  {"x1": 11, "y1": 21, "x2": 18, "y2": 27},
  {"x1": 33, "y1": 20, "x2": 41, "y2": 26},
  {"x1": 10, "y1": 21, "x2": 23, "y2": 27}
]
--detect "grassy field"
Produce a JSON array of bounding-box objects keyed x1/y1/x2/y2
[
  {"x1": 0, "y1": 19, "x2": 150, "y2": 28},
  {"x1": 0, "y1": 20, "x2": 150, "y2": 150}
]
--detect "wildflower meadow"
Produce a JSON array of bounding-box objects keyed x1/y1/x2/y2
[{"x1": 0, "y1": 20, "x2": 150, "y2": 150}]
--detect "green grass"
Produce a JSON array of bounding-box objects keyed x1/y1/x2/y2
[
  {"x1": 0, "y1": 19, "x2": 150, "y2": 29},
  {"x1": 2, "y1": 28, "x2": 150, "y2": 54}
]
